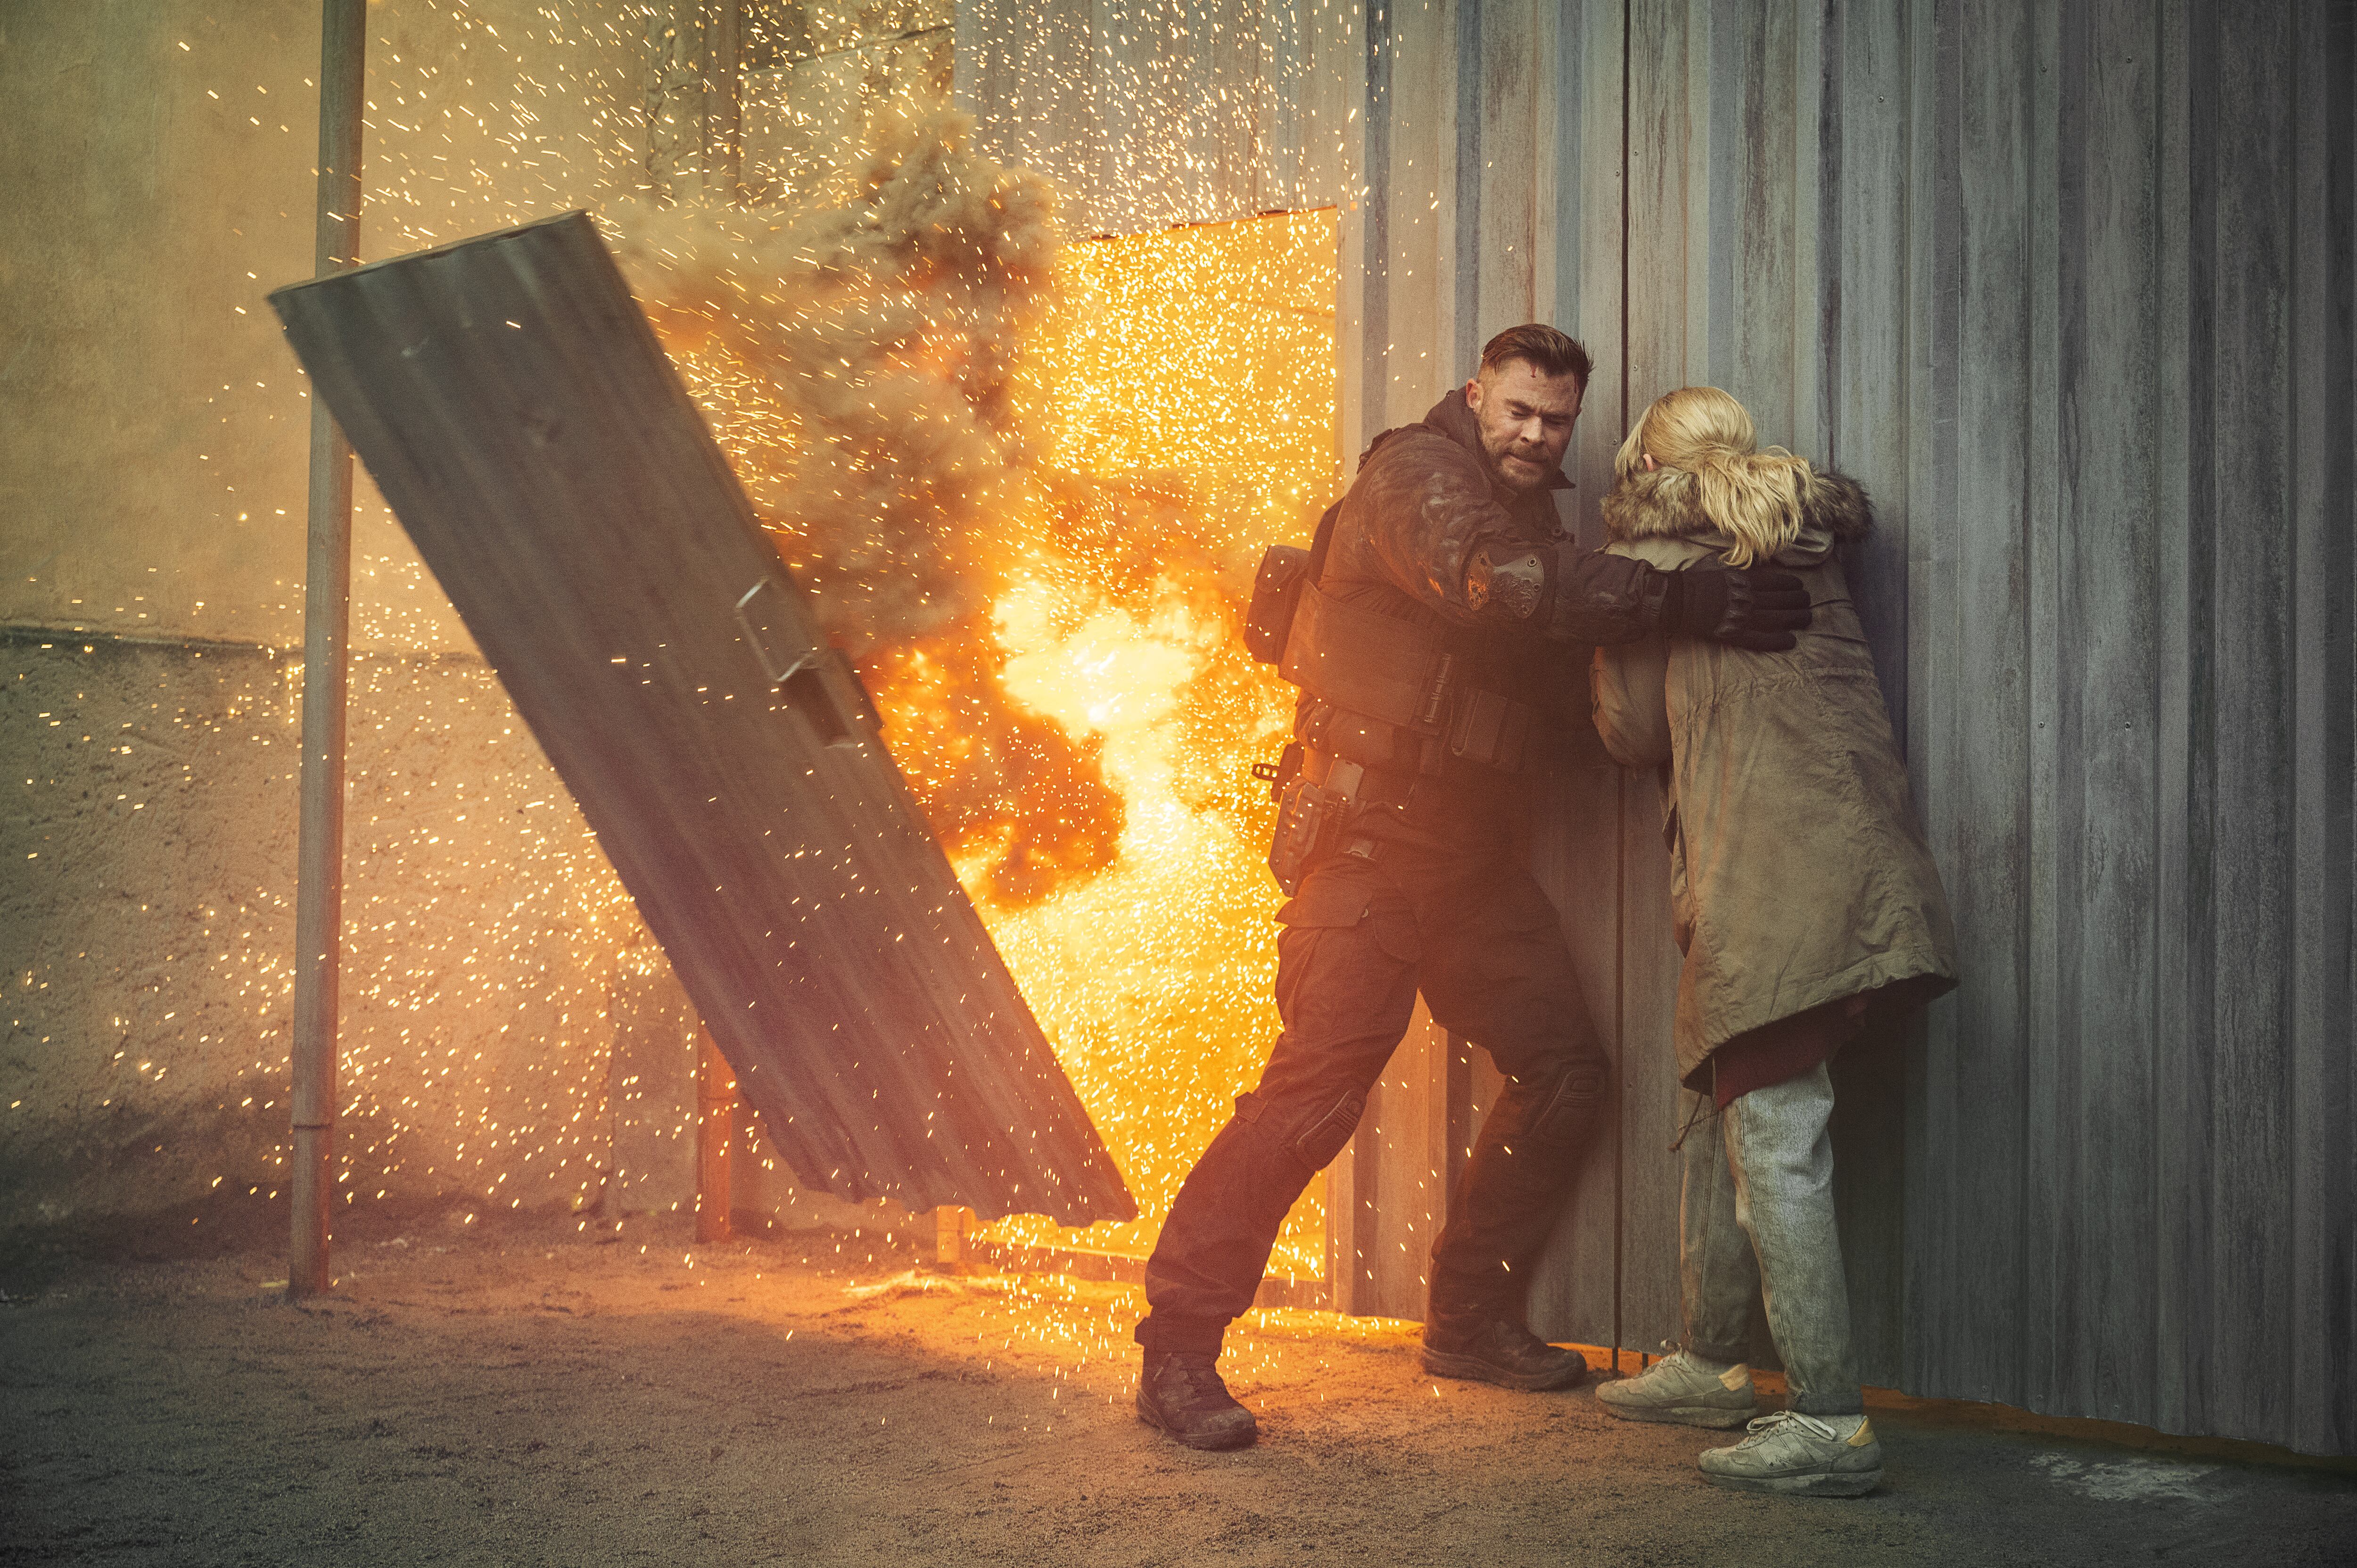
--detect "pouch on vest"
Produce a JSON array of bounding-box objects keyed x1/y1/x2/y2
[
  {"x1": 1244, "y1": 546, "x2": 1311, "y2": 663},
  {"x1": 1281, "y1": 580, "x2": 1442, "y2": 728},
  {"x1": 1447, "y1": 685, "x2": 1534, "y2": 770},
  {"x1": 1244, "y1": 501, "x2": 1343, "y2": 665},
  {"x1": 1257, "y1": 498, "x2": 1545, "y2": 775},
  {"x1": 1283, "y1": 580, "x2": 1546, "y2": 773}
]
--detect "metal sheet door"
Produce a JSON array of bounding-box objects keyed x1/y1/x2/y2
[{"x1": 271, "y1": 211, "x2": 1133, "y2": 1227}]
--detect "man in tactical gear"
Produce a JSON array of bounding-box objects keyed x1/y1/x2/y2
[{"x1": 1133, "y1": 325, "x2": 1813, "y2": 1451}]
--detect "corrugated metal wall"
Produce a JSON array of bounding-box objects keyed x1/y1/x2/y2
[
  {"x1": 955, "y1": 0, "x2": 1360, "y2": 235},
  {"x1": 1865, "y1": 0, "x2": 2355, "y2": 1457},
  {"x1": 962, "y1": 0, "x2": 2357, "y2": 1454}
]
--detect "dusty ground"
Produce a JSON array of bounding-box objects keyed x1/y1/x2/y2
[{"x1": 3, "y1": 1211, "x2": 2353, "y2": 1567}]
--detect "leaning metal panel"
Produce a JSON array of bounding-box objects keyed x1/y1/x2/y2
[{"x1": 271, "y1": 211, "x2": 1133, "y2": 1227}]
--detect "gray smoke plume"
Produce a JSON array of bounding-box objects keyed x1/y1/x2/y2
[
  {"x1": 605, "y1": 109, "x2": 1057, "y2": 655},
  {"x1": 603, "y1": 112, "x2": 1124, "y2": 906}
]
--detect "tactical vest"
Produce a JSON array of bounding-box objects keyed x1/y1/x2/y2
[{"x1": 1247, "y1": 501, "x2": 1543, "y2": 780}]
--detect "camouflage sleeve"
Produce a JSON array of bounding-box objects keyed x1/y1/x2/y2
[
  {"x1": 1339, "y1": 429, "x2": 1673, "y2": 642},
  {"x1": 1341, "y1": 431, "x2": 1525, "y2": 627}
]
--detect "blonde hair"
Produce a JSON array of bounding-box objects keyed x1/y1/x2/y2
[{"x1": 1614, "y1": 386, "x2": 1814, "y2": 567}]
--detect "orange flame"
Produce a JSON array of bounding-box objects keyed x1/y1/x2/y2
[
  {"x1": 954, "y1": 212, "x2": 1338, "y2": 1272},
  {"x1": 644, "y1": 177, "x2": 1338, "y2": 1273}
]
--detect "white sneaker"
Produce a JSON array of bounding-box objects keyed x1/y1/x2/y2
[
  {"x1": 1593, "y1": 1345, "x2": 1757, "y2": 1429},
  {"x1": 1697, "y1": 1410, "x2": 1884, "y2": 1497}
]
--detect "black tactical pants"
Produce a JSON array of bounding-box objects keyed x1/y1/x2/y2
[{"x1": 1137, "y1": 839, "x2": 1610, "y2": 1357}]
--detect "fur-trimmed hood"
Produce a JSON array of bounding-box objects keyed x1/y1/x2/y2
[{"x1": 1601, "y1": 465, "x2": 1873, "y2": 569}]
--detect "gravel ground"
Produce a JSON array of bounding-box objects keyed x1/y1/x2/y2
[{"x1": 3, "y1": 1210, "x2": 2353, "y2": 1567}]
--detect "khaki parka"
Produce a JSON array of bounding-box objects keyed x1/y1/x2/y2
[{"x1": 1590, "y1": 466, "x2": 1957, "y2": 1087}]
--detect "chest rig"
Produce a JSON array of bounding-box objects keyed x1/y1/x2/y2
[{"x1": 1246, "y1": 499, "x2": 1548, "y2": 893}]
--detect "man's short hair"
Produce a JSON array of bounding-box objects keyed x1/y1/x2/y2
[{"x1": 1479, "y1": 324, "x2": 1593, "y2": 390}]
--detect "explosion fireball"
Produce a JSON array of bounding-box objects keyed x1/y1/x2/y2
[{"x1": 614, "y1": 112, "x2": 1341, "y2": 1274}]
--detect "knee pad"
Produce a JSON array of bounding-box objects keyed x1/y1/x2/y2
[{"x1": 1526, "y1": 1059, "x2": 1607, "y2": 1143}]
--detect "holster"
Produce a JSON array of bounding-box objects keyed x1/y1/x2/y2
[{"x1": 1267, "y1": 754, "x2": 1371, "y2": 897}]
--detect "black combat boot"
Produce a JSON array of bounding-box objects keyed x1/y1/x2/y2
[
  {"x1": 1137, "y1": 1350, "x2": 1259, "y2": 1450},
  {"x1": 1419, "y1": 1316, "x2": 1593, "y2": 1392}
]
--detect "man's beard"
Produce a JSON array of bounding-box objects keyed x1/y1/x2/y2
[{"x1": 1483, "y1": 435, "x2": 1553, "y2": 493}]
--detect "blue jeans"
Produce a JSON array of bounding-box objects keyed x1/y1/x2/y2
[{"x1": 1679, "y1": 1064, "x2": 1863, "y2": 1416}]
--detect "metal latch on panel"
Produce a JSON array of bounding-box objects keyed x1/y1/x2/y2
[{"x1": 735, "y1": 577, "x2": 853, "y2": 746}]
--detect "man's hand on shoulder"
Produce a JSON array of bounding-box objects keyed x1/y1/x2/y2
[{"x1": 1665, "y1": 564, "x2": 1813, "y2": 652}]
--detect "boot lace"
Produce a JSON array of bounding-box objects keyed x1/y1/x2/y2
[
  {"x1": 1732, "y1": 1409, "x2": 1837, "y2": 1448},
  {"x1": 1162, "y1": 1355, "x2": 1236, "y2": 1407}
]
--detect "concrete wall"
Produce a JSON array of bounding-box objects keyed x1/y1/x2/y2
[
  {"x1": 0, "y1": 0, "x2": 648, "y2": 654},
  {"x1": 741, "y1": 0, "x2": 954, "y2": 206},
  {"x1": 1, "y1": 1, "x2": 692, "y2": 1236},
  {"x1": 1, "y1": 1, "x2": 320, "y2": 650},
  {"x1": 956, "y1": 0, "x2": 1359, "y2": 239},
  {"x1": 1, "y1": 633, "x2": 633, "y2": 1230}
]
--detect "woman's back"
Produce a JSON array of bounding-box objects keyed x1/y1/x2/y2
[{"x1": 1591, "y1": 436, "x2": 1955, "y2": 1083}]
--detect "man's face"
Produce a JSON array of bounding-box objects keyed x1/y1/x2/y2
[{"x1": 1464, "y1": 360, "x2": 1584, "y2": 493}]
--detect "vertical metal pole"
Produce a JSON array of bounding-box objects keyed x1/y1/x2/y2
[
  {"x1": 289, "y1": 0, "x2": 366, "y2": 1300},
  {"x1": 694, "y1": 1031, "x2": 736, "y2": 1244},
  {"x1": 1607, "y1": 0, "x2": 1632, "y2": 1377}
]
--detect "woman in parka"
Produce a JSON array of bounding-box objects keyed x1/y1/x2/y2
[{"x1": 1588, "y1": 386, "x2": 1956, "y2": 1497}]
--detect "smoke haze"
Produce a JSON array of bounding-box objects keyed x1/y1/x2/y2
[{"x1": 605, "y1": 110, "x2": 1125, "y2": 906}]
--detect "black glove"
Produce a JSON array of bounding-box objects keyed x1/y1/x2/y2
[{"x1": 1667, "y1": 563, "x2": 1812, "y2": 651}]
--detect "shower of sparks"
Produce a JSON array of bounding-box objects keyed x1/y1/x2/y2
[
  {"x1": 971, "y1": 213, "x2": 1339, "y2": 1274},
  {"x1": 627, "y1": 135, "x2": 1341, "y2": 1275},
  {"x1": 100, "y1": 1, "x2": 1345, "y2": 1304}
]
